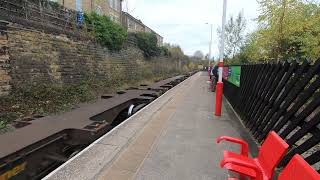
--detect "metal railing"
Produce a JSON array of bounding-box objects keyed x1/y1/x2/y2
[
  {"x1": 0, "y1": 0, "x2": 88, "y2": 39},
  {"x1": 224, "y1": 60, "x2": 320, "y2": 172}
]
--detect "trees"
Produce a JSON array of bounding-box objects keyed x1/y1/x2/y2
[
  {"x1": 251, "y1": 0, "x2": 320, "y2": 61},
  {"x1": 164, "y1": 44, "x2": 185, "y2": 59},
  {"x1": 218, "y1": 12, "x2": 247, "y2": 59},
  {"x1": 135, "y1": 32, "x2": 161, "y2": 58},
  {"x1": 225, "y1": 0, "x2": 320, "y2": 64},
  {"x1": 193, "y1": 50, "x2": 204, "y2": 60},
  {"x1": 134, "y1": 37, "x2": 186, "y2": 59}
]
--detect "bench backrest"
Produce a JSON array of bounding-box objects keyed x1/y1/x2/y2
[
  {"x1": 257, "y1": 131, "x2": 289, "y2": 178},
  {"x1": 279, "y1": 155, "x2": 320, "y2": 180}
]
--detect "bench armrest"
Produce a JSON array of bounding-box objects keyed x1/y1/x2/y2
[
  {"x1": 221, "y1": 158, "x2": 262, "y2": 180},
  {"x1": 217, "y1": 136, "x2": 249, "y2": 156}
]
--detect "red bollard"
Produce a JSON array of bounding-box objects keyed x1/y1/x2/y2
[{"x1": 215, "y1": 82, "x2": 224, "y2": 116}]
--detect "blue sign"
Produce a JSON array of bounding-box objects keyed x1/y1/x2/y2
[{"x1": 77, "y1": 11, "x2": 85, "y2": 25}]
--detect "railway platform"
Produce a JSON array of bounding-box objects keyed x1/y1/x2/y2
[{"x1": 44, "y1": 72, "x2": 258, "y2": 180}]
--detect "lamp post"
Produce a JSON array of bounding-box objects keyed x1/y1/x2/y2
[
  {"x1": 215, "y1": 0, "x2": 227, "y2": 117},
  {"x1": 206, "y1": 23, "x2": 213, "y2": 65},
  {"x1": 206, "y1": 23, "x2": 213, "y2": 78}
]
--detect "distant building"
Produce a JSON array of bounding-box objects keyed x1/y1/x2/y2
[
  {"x1": 151, "y1": 29, "x2": 164, "y2": 47},
  {"x1": 122, "y1": 12, "x2": 163, "y2": 46},
  {"x1": 52, "y1": 0, "x2": 123, "y2": 24},
  {"x1": 122, "y1": 12, "x2": 145, "y2": 33},
  {"x1": 50, "y1": 1, "x2": 163, "y2": 46},
  {"x1": 144, "y1": 26, "x2": 152, "y2": 33}
]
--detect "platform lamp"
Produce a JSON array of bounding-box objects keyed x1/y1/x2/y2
[
  {"x1": 215, "y1": 0, "x2": 227, "y2": 117},
  {"x1": 206, "y1": 23, "x2": 213, "y2": 77}
]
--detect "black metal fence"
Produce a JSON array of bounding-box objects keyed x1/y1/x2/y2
[
  {"x1": 0, "y1": 0, "x2": 88, "y2": 39},
  {"x1": 224, "y1": 60, "x2": 320, "y2": 171}
]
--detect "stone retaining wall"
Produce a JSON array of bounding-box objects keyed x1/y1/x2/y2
[
  {"x1": 0, "y1": 24, "x2": 183, "y2": 95},
  {"x1": 0, "y1": 30, "x2": 11, "y2": 96}
]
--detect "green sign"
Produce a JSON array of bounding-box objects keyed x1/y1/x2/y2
[{"x1": 228, "y1": 66, "x2": 241, "y2": 87}]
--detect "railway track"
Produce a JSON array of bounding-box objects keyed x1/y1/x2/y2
[{"x1": 0, "y1": 73, "x2": 194, "y2": 180}]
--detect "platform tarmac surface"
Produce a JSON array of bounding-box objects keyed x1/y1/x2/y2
[{"x1": 44, "y1": 72, "x2": 258, "y2": 180}]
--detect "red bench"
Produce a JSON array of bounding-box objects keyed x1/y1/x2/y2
[
  {"x1": 227, "y1": 154, "x2": 320, "y2": 180},
  {"x1": 217, "y1": 131, "x2": 289, "y2": 180},
  {"x1": 278, "y1": 154, "x2": 319, "y2": 180}
]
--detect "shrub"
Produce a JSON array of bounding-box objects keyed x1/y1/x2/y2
[
  {"x1": 85, "y1": 12, "x2": 127, "y2": 50},
  {"x1": 159, "y1": 46, "x2": 170, "y2": 56},
  {"x1": 135, "y1": 32, "x2": 161, "y2": 58}
]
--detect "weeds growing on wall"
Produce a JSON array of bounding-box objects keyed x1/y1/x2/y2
[{"x1": 85, "y1": 12, "x2": 127, "y2": 51}]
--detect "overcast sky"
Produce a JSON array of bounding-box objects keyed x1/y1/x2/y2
[{"x1": 123, "y1": 0, "x2": 260, "y2": 58}]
